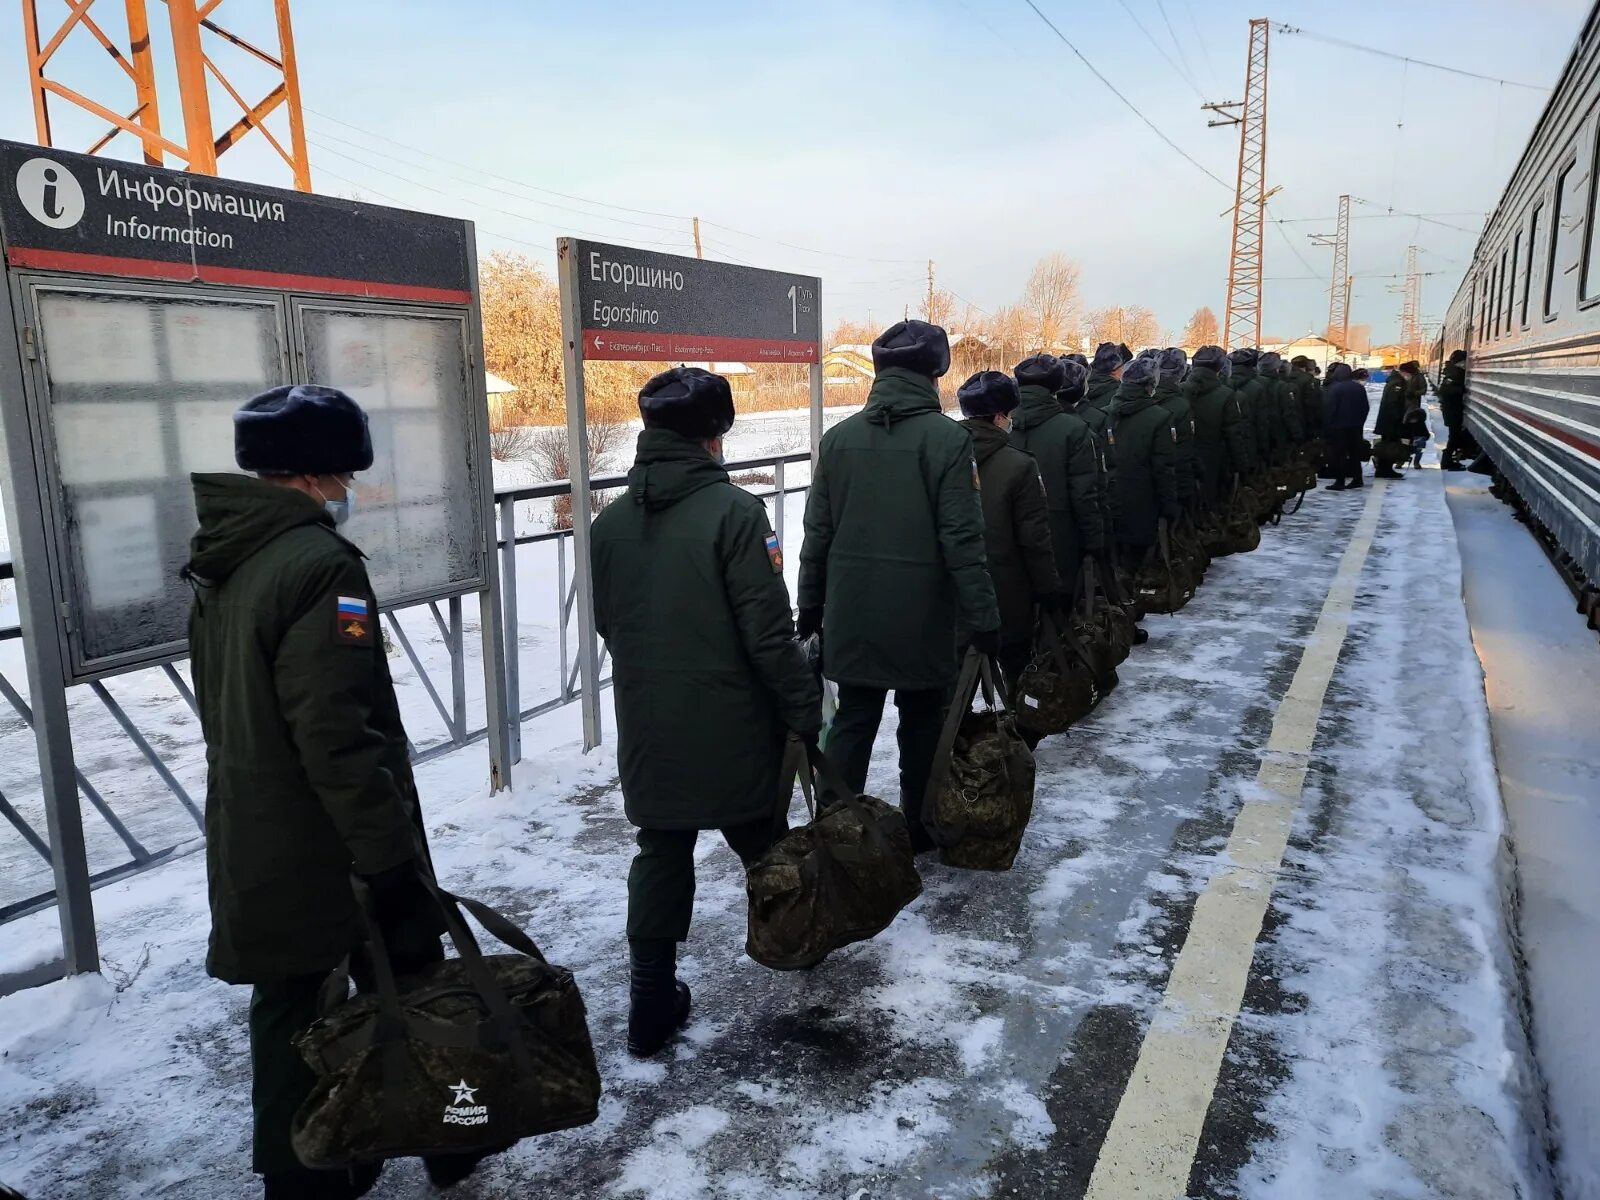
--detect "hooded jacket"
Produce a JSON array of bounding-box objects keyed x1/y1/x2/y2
[
  {"x1": 962, "y1": 417, "x2": 1061, "y2": 644},
  {"x1": 186, "y1": 473, "x2": 426, "y2": 984},
  {"x1": 1438, "y1": 358, "x2": 1467, "y2": 428},
  {"x1": 1321, "y1": 363, "x2": 1370, "y2": 431},
  {"x1": 1009, "y1": 383, "x2": 1103, "y2": 599},
  {"x1": 1153, "y1": 374, "x2": 1198, "y2": 505},
  {"x1": 1109, "y1": 381, "x2": 1180, "y2": 547},
  {"x1": 1375, "y1": 371, "x2": 1409, "y2": 439},
  {"x1": 1228, "y1": 361, "x2": 1273, "y2": 470},
  {"x1": 593, "y1": 429, "x2": 820, "y2": 830},
  {"x1": 799, "y1": 367, "x2": 999, "y2": 688},
  {"x1": 1184, "y1": 364, "x2": 1253, "y2": 501},
  {"x1": 1086, "y1": 370, "x2": 1121, "y2": 410},
  {"x1": 1288, "y1": 362, "x2": 1322, "y2": 438}
]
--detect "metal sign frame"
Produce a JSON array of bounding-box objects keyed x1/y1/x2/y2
[
  {"x1": 0, "y1": 145, "x2": 513, "y2": 982},
  {"x1": 555, "y1": 237, "x2": 824, "y2": 750}
]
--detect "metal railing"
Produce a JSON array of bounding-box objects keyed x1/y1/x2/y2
[{"x1": 0, "y1": 450, "x2": 813, "y2": 934}]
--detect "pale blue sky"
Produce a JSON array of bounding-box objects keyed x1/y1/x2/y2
[{"x1": 0, "y1": 0, "x2": 1584, "y2": 342}]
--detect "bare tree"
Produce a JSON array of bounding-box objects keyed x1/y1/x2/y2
[
  {"x1": 528, "y1": 421, "x2": 630, "y2": 529},
  {"x1": 985, "y1": 304, "x2": 1036, "y2": 370},
  {"x1": 828, "y1": 317, "x2": 881, "y2": 346},
  {"x1": 1181, "y1": 306, "x2": 1220, "y2": 347},
  {"x1": 1087, "y1": 305, "x2": 1162, "y2": 350},
  {"x1": 919, "y1": 288, "x2": 958, "y2": 328},
  {"x1": 1021, "y1": 252, "x2": 1082, "y2": 348}
]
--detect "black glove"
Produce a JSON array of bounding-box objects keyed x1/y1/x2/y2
[
  {"x1": 360, "y1": 860, "x2": 444, "y2": 972},
  {"x1": 969, "y1": 628, "x2": 1002, "y2": 658},
  {"x1": 796, "y1": 606, "x2": 824, "y2": 640}
]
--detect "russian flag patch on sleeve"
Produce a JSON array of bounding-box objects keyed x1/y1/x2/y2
[
  {"x1": 765, "y1": 532, "x2": 783, "y2": 574},
  {"x1": 336, "y1": 595, "x2": 372, "y2": 643}
]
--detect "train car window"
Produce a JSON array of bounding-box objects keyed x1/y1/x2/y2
[
  {"x1": 1523, "y1": 205, "x2": 1541, "y2": 326},
  {"x1": 1586, "y1": 123, "x2": 1600, "y2": 301},
  {"x1": 1498, "y1": 250, "x2": 1509, "y2": 336},
  {"x1": 1546, "y1": 159, "x2": 1582, "y2": 319},
  {"x1": 1509, "y1": 235, "x2": 1521, "y2": 331}
]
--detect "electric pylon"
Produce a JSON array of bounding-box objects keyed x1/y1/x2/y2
[
  {"x1": 20, "y1": 0, "x2": 312, "y2": 190},
  {"x1": 1400, "y1": 245, "x2": 1421, "y2": 359},
  {"x1": 1205, "y1": 18, "x2": 1271, "y2": 349},
  {"x1": 1327, "y1": 195, "x2": 1351, "y2": 349}
]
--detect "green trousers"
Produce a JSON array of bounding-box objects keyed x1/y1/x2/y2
[
  {"x1": 248, "y1": 974, "x2": 324, "y2": 1175},
  {"x1": 627, "y1": 815, "x2": 786, "y2": 942}
]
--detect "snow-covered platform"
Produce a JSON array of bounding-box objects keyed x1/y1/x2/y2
[{"x1": 0, "y1": 444, "x2": 1578, "y2": 1199}]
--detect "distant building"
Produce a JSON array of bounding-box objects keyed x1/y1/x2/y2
[
  {"x1": 675, "y1": 361, "x2": 756, "y2": 398},
  {"x1": 485, "y1": 370, "x2": 518, "y2": 428}
]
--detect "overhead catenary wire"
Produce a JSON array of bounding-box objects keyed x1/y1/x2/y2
[
  {"x1": 1272, "y1": 22, "x2": 1547, "y2": 91},
  {"x1": 1153, "y1": 0, "x2": 1203, "y2": 93},
  {"x1": 1114, "y1": 0, "x2": 1205, "y2": 100},
  {"x1": 1020, "y1": 0, "x2": 1231, "y2": 190}
]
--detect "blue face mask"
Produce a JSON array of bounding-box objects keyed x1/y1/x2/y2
[{"x1": 318, "y1": 479, "x2": 356, "y2": 526}]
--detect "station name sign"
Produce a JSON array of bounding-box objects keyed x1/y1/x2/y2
[
  {"x1": 0, "y1": 139, "x2": 473, "y2": 304},
  {"x1": 566, "y1": 238, "x2": 820, "y2": 363}
]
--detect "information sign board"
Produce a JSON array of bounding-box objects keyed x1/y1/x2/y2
[{"x1": 569, "y1": 239, "x2": 820, "y2": 363}]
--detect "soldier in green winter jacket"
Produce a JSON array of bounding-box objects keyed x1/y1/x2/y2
[
  {"x1": 186, "y1": 386, "x2": 487, "y2": 1199},
  {"x1": 1154, "y1": 348, "x2": 1199, "y2": 508},
  {"x1": 1289, "y1": 356, "x2": 1323, "y2": 444},
  {"x1": 799, "y1": 322, "x2": 1000, "y2": 852},
  {"x1": 1186, "y1": 345, "x2": 1254, "y2": 505},
  {"x1": 1227, "y1": 348, "x2": 1272, "y2": 478},
  {"x1": 1256, "y1": 352, "x2": 1292, "y2": 462},
  {"x1": 1011, "y1": 354, "x2": 1103, "y2": 602},
  {"x1": 1085, "y1": 340, "x2": 1128, "y2": 410},
  {"x1": 1373, "y1": 364, "x2": 1412, "y2": 478},
  {"x1": 1111, "y1": 355, "x2": 1181, "y2": 562},
  {"x1": 957, "y1": 370, "x2": 1063, "y2": 695},
  {"x1": 591, "y1": 367, "x2": 821, "y2": 1056}
]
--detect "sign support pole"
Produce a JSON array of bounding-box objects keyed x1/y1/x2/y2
[
  {"x1": 0, "y1": 276, "x2": 97, "y2": 976},
  {"x1": 462, "y1": 234, "x2": 513, "y2": 789},
  {"x1": 557, "y1": 239, "x2": 603, "y2": 751},
  {"x1": 810, "y1": 290, "x2": 824, "y2": 462}
]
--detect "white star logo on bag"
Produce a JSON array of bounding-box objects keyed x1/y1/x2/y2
[{"x1": 450, "y1": 1080, "x2": 478, "y2": 1105}]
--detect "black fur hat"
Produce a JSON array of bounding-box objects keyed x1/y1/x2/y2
[
  {"x1": 235, "y1": 385, "x2": 373, "y2": 475},
  {"x1": 871, "y1": 320, "x2": 951, "y2": 379},
  {"x1": 1091, "y1": 342, "x2": 1124, "y2": 373},
  {"x1": 1120, "y1": 355, "x2": 1160, "y2": 392},
  {"x1": 1057, "y1": 358, "x2": 1090, "y2": 403},
  {"x1": 1158, "y1": 347, "x2": 1188, "y2": 382},
  {"x1": 638, "y1": 367, "x2": 736, "y2": 439},
  {"x1": 1192, "y1": 345, "x2": 1228, "y2": 373},
  {"x1": 957, "y1": 370, "x2": 1021, "y2": 417},
  {"x1": 1014, "y1": 353, "x2": 1067, "y2": 392}
]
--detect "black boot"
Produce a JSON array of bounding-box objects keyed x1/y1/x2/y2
[
  {"x1": 425, "y1": 1145, "x2": 513, "y2": 1190},
  {"x1": 1132, "y1": 625, "x2": 1150, "y2": 645},
  {"x1": 627, "y1": 939, "x2": 691, "y2": 1057},
  {"x1": 1325, "y1": 479, "x2": 1348, "y2": 490}
]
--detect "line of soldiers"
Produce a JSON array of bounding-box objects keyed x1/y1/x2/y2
[
  {"x1": 181, "y1": 330, "x2": 1335, "y2": 1196},
  {"x1": 591, "y1": 321, "x2": 1334, "y2": 1064}
]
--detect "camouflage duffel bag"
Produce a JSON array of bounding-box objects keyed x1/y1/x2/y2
[
  {"x1": 1080, "y1": 557, "x2": 1135, "y2": 670},
  {"x1": 1133, "y1": 520, "x2": 1199, "y2": 615},
  {"x1": 291, "y1": 879, "x2": 600, "y2": 1168},
  {"x1": 1014, "y1": 610, "x2": 1108, "y2": 737},
  {"x1": 746, "y1": 741, "x2": 922, "y2": 970},
  {"x1": 924, "y1": 650, "x2": 1036, "y2": 871},
  {"x1": 1213, "y1": 479, "x2": 1262, "y2": 556},
  {"x1": 1371, "y1": 437, "x2": 1410, "y2": 469}
]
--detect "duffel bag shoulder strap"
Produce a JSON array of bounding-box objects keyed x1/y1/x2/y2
[
  {"x1": 1040, "y1": 606, "x2": 1108, "y2": 691},
  {"x1": 920, "y1": 649, "x2": 986, "y2": 839}
]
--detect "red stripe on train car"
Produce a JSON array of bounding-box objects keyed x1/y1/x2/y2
[{"x1": 1477, "y1": 393, "x2": 1600, "y2": 462}]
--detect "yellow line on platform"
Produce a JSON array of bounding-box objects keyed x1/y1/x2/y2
[{"x1": 1084, "y1": 482, "x2": 1387, "y2": 1200}]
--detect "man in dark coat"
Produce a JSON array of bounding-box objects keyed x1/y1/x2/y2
[
  {"x1": 187, "y1": 386, "x2": 473, "y2": 1198},
  {"x1": 1186, "y1": 345, "x2": 1253, "y2": 505},
  {"x1": 1011, "y1": 354, "x2": 1102, "y2": 601},
  {"x1": 957, "y1": 370, "x2": 1062, "y2": 694},
  {"x1": 799, "y1": 321, "x2": 1000, "y2": 852},
  {"x1": 1438, "y1": 349, "x2": 1468, "y2": 469},
  {"x1": 1154, "y1": 348, "x2": 1198, "y2": 508},
  {"x1": 1227, "y1": 348, "x2": 1271, "y2": 479},
  {"x1": 1373, "y1": 363, "x2": 1412, "y2": 478},
  {"x1": 592, "y1": 367, "x2": 821, "y2": 1055},
  {"x1": 1110, "y1": 355, "x2": 1180, "y2": 559},
  {"x1": 1321, "y1": 363, "x2": 1370, "y2": 489},
  {"x1": 1289, "y1": 356, "x2": 1323, "y2": 445},
  {"x1": 1052, "y1": 357, "x2": 1115, "y2": 579},
  {"x1": 1085, "y1": 341, "x2": 1127, "y2": 409},
  {"x1": 1256, "y1": 352, "x2": 1294, "y2": 463}
]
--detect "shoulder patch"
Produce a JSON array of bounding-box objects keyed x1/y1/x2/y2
[
  {"x1": 764, "y1": 532, "x2": 783, "y2": 574},
  {"x1": 335, "y1": 595, "x2": 373, "y2": 644},
  {"x1": 1171, "y1": 426, "x2": 1179, "y2": 443},
  {"x1": 971, "y1": 458, "x2": 981, "y2": 491}
]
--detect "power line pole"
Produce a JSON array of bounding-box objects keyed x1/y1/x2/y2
[
  {"x1": 21, "y1": 0, "x2": 313, "y2": 190},
  {"x1": 1311, "y1": 194, "x2": 1352, "y2": 348},
  {"x1": 1204, "y1": 17, "x2": 1271, "y2": 349},
  {"x1": 927, "y1": 259, "x2": 935, "y2": 323},
  {"x1": 693, "y1": 216, "x2": 703, "y2": 259},
  {"x1": 1401, "y1": 244, "x2": 1420, "y2": 359}
]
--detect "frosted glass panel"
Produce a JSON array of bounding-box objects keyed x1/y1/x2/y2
[
  {"x1": 300, "y1": 308, "x2": 481, "y2": 601},
  {"x1": 34, "y1": 289, "x2": 284, "y2": 666}
]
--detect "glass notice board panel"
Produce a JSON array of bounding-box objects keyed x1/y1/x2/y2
[
  {"x1": 296, "y1": 305, "x2": 483, "y2": 605},
  {"x1": 32, "y1": 286, "x2": 286, "y2": 671}
]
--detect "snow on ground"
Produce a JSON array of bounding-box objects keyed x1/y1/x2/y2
[{"x1": 0, "y1": 404, "x2": 1553, "y2": 1198}]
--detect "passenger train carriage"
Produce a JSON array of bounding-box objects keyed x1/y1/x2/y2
[{"x1": 1438, "y1": 1, "x2": 1600, "y2": 607}]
